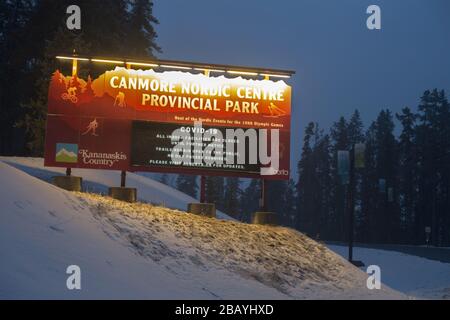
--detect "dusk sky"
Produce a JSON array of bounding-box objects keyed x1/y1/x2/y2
[{"x1": 154, "y1": 0, "x2": 450, "y2": 173}]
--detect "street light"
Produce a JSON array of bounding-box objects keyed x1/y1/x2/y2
[{"x1": 338, "y1": 144, "x2": 366, "y2": 267}]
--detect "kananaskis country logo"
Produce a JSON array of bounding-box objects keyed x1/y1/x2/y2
[
  {"x1": 79, "y1": 149, "x2": 127, "y2": 167},
  {"x1": 55, "y1": 143, "x2": 78, "y2": 163}
]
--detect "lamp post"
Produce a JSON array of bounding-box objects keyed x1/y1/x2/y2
[
  {"x1": 347, "y1": 146, "x2": 355, "y2": 262},
  {"x1": 339, "y1": 143, "x2": 365, "y2": 267}
]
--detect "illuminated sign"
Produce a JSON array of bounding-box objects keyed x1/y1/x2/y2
[{"x1": 44, "y1": 64, "x2": 292, "y2": 180}]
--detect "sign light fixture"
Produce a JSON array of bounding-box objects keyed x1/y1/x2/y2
[
  {"x1": 227, "y1": 70, "x2": 258, "y2": 76},
  {"x1": 91, "y1": 58, "x2": 125, "y2": 64}
]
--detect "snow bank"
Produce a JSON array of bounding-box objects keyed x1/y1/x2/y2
[
  {"x1": 329, "y1": 245, "x2": 450, "y2": 299},
  {"x1": 0, "y1": 158, "x2": 403, "y2": 299},
  {"x1": 79, "y1": 192, "x2": 407, "y2": 299},
  {"x1": 0, "y1": 157, "x2": 231, "y2": 220},
  {"x1": 0, "y1": 161, "x2": 285, "y2": 299}
]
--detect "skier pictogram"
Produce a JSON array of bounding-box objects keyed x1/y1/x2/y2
[
  {"x1": 82, "y1": 118, "x2": 99, "y2": 136},
  {"x1": 265, "y1": 102, "x2": 287, "y2": 117},
  {"x1": 61, "y1": 87, "x2": 78, "y2": 103},
  {"x1": 114, "y1": 91, "x2": 126, "y2": 107}
]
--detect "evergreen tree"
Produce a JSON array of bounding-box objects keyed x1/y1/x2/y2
[
  {"x1": 80, "y1": 0, "x2": 131, "y2": 56},
  {"x1": 297, "y1": 123, "x2": 333, "y2": 238},
  {"x1": 281, "y1": 179, "x2": 297, "y2": 227},
  {"x1": 360, "y1": 123, "x2": 378, "y2": 242},
  {"x1": 175, "y1": 174, "x2": 198, "y2": 198},
  {"x1": 347, "y1": 109, "x2": 365, "y2": 145},
  {"x1": 17, "y1": 26, "x2": 89, "y2": 154},
  {"x1": 266, "y1": 180, "x2": 287, "y2": 217},
  {"x1": 329, "y1": 117, "x2": 350, "y2": 240},
  {"x1": 313, "y1": 132, "x2": 333, "y2": 239},
  {"x1": 415, "y1": 89, "x2": 450, "y2": 246},
  {"x1": 223, "y1": 177, "x2": 241, "y2": 218},
  {"x1": 415, "y1": 90, "x2": 437, "y2": 244},
  {"x1": 367, "y1": 110, "x2": 399, "y2": 243},
  {"x1": 0, "y1": 0, "x2": 34, "y2": 154},
  {"x1": 127, "y1": 0, "x2": 161, "y2": 58},
  {"x1": 396, "y1": 107, "x2": 418, "y2": 242},
  {"x1": 346, "y1": 110, "x2": 365, "y2": 241},
  {"x1": 240, "y1": 179, "x2": 261, "y2": 222},
  {"x1": 205, "y1": 176, "x2": 225, "y2": 210},
  {"x1": 5, "y1": 0, "x2": 161, "y2": 155},
  {"x1": 297, "y1": 122, "x2": 316, "y2": 235}
]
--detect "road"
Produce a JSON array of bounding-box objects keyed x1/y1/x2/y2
[{"x1": 326, "y1": 241, "x2": 450, "y2": 264}]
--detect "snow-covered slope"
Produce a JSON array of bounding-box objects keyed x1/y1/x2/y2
[
  {"x1": 0, "y1": 158, "x2": 404, "y2": 299},
  {"x1": 329, "y1": 245, "x2": 450, "y2": 299},
  {"x1": 0, "y1": 157, "x2": 231, "y2": 220}
]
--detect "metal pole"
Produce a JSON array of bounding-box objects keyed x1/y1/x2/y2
[
  {"x1": 200, "y1": 176, "x2": 206, "y2": 203},
  {"x1": 72, "y1": 58, "x2": 78, "y2": 77},
  {"x1": 260, "y1": 179, "x2": 267, "y2": 211},
  {"x1": 121, "y1": 171, "x2": 126, "y2": 187},
  {"x1": 199, "y1": 69, "x2": 209, "y2": 205},
  {"x1": 66, "y1": 53, "x2": 77, "y2": 178},
  {"x1": 348, "y1": 147, "x2": 355, "y2": 262}
]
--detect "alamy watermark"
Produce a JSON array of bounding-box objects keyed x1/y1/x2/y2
[
  {"x1": 66, "y1": 265, "x2": 81, "y2": 290},
  {"x1": 66, "y1": 5, "x2": 81, "y2": 30},
  {"x1": 366, "y1": 265, "x2": 381, "y2": 290},
  {"x1": 366, "y1": 5, "x2": 381, "y2": 30}
]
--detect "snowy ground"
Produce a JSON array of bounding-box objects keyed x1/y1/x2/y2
[
  {"x1": 0, "y1": 157, "x2": 231, "y2": 220},
  {"x1": 329, "y1": 245, "x2": 450, "y2": 300},
  {"x1": 0, "y1": 157, "x2": 404, "y2": 299}
]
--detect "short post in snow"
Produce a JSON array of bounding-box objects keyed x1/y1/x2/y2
[
  {"x1": 251, "y1": 74, "x2": 278, "y2": 225},
  {"x1": 200, "y1": 175, "x2": 206, "y2": 203},
  {"x1": 186, "y1": 70, "x2": 217, "y2": 218},
  {"x1": 108, "y1": 170, "x2": 137, "y2": 203},
  {"x1": 52, "y1": 167, "x2": 82, "y2": 192},
  {"x1": 187, "y1": 175, "x2": 216, "y2": 218},
  {"x1": 120, "y1": 170, "x2": 126, "y2": 187},
  {"x1": 252, "y1": 178, "x2": 278, "y2": 226}
]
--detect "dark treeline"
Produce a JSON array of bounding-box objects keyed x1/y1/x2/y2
[
  {"x1": 297, "y1": 89, "x2": 450, "y2": 247},
  {"x1": 0, "y1": 0, "x2": 159, "y2": 156}
]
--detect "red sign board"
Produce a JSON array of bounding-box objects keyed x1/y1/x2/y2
[{"x1": 44, "y1": 67, "x2": 292, "y2": 179}]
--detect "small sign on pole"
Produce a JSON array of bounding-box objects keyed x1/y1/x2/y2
[
  {"x1": 354, "y1": 143, "x2": 365, "y2": 169},
  {"x1": 425, "y1": 226, "x2": 431, "y2": 246},
  {"x1": 338, "y1": 150, "x2": 350, "y2": 185}
]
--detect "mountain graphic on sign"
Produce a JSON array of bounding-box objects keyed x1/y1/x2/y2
[{"x1": 56, "y1": 148, "x2": 77, "y2": 163}]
